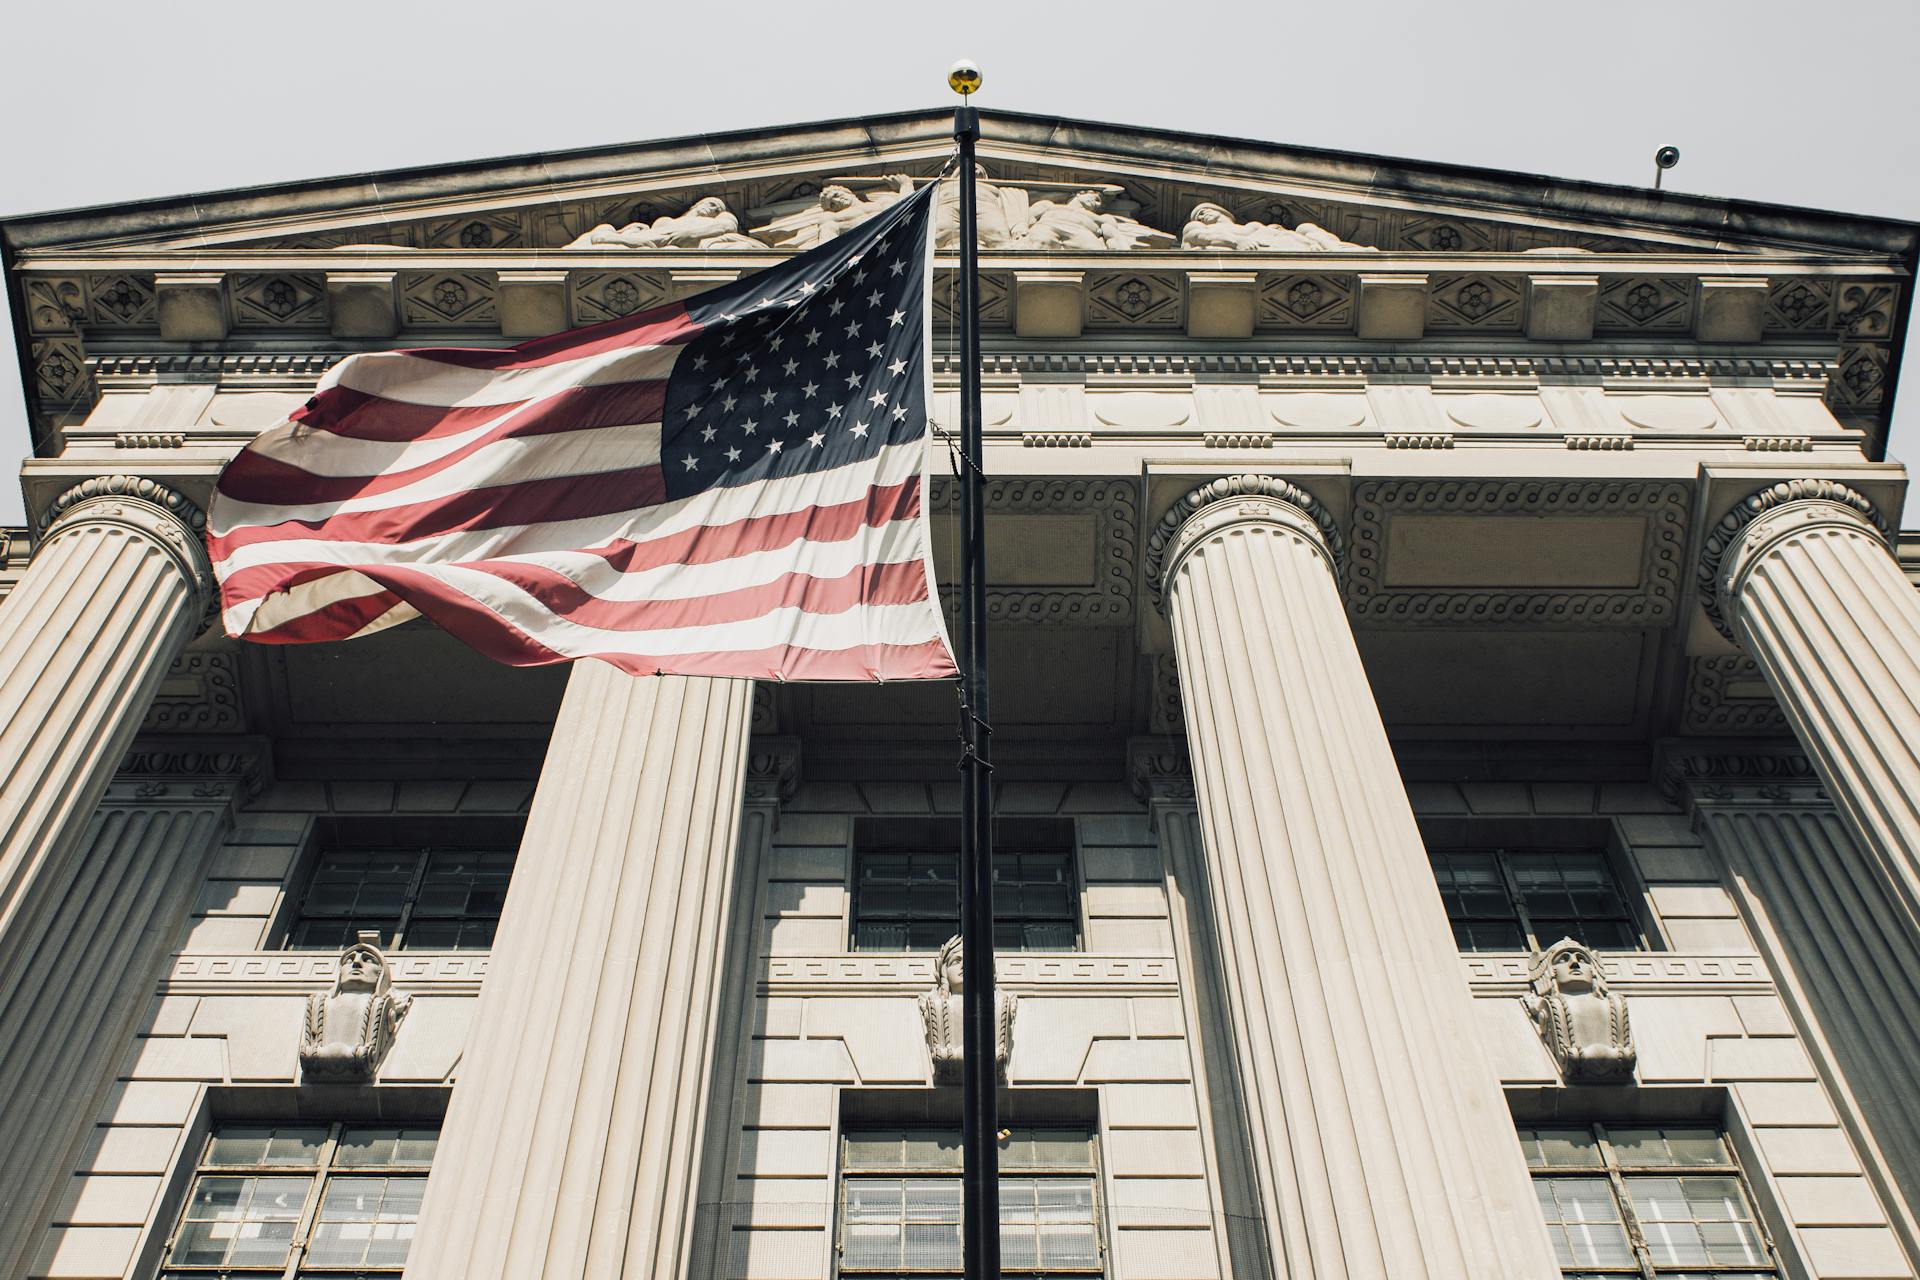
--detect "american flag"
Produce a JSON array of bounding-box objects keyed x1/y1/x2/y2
[{"x1": 208, "y1": 181, "x2": 956, "y2": 682}]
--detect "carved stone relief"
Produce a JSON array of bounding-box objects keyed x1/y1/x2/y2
[
  {"x1": 564, "y1": 195, "x2": 766, "y2": 250},
  {"x1": 1523, "y1": 939, "x2": 1636, "y2": 1082},
  {"x1": 1179, "y1": 202, "x2": 1374, "y2": 252},
  {"x1": 300, "y1": 933, "x2": 411, "y2": 1082},
  {"x1": 919, "y1": 935, "x2": 1014, "y2": 1082}
]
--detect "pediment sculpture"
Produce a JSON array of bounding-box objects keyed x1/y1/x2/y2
[
  {"x1": 1180, "y1": 202, "x2": 1377, "y2": 252},
  {"x1": 300, "y1": 932, "x2": 411, "y2": 1081},
  {"x1": 750, "y1": 176, "x2": 918, "y2": 249},
  {"x1": 566, "y1": 195, "x2": 767, "y2": 250},
  {"x1": 1522, "y1": 938, "x2": 1636, "y2": 1082},
  {"x1": 919, "y1": 935, "x2": 1015, "y2": 1082},
  {"x1": 559, "y1": 174, "x2": 1388, "y2": 255}
]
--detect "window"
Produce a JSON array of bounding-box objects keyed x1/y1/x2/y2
[
  {"x1": 852, "y1": 819, "x2": 1078, "y2": 952},
  {"x1": 1521, "y1": 1123, "x2": 1779, "y2": 1278},
  {"x1": 1432, "y1": 850, "x2": 1644, "y2": 952},
  {"x1": 838, "y1": 1127, "x2": 1104, "y2": 1277},
  {"x1": 160, "y1": 1123, "x2": 436, "y2": 1277},
  {"x1": 286, "y1": 847, "x2": 513, "y2": 950}
]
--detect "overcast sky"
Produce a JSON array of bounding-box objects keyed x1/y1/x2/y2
[{"x1": 3, "y1": 0, "x2": 1916, "y2": 526}]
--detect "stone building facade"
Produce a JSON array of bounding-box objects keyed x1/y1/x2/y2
[{"x1": 2, "y1": 110, "x2": 1919, "y2": 1280}]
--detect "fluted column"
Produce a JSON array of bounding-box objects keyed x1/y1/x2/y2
[
  {"x1": 0, "y1": 762, "x2": 245, "y2": 1276},
  {"x1": 1699, "y1": 480, "x2": 1920, "y2": 936},
  {"x1": 1145, "y1": 476, "x2": 1558, "y2": 1280},
  {"x1": 407, "y1": 668, "x2": 754, "y2": 1280},
  {"x1": 0, "y1": 476, "x2": 212, "y2": 960}
]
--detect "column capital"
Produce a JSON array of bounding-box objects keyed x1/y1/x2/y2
[
  {"x1": 39, "y1": 475, "x2": 213, "y2": 609},
  {"x1": 1144, "y1": 474, "x2": 1344, "y2": 613},
  {"x1": 745, "y1": 734, "x2": 801, "y2": 804},
  {"x1": 1126, "y1": 737, "x2": 1194, "y2": 804},
  {"x1": 1697, "y1": 479, "x2": 1889, "y2": 640}
]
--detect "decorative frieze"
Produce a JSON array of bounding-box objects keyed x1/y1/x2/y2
[
  {"x1": 1596, "y1": 275, "x2": 1693, "y2": 333},
  {"x1": 1462, "y1": 951, "x2": 1772, "y2": 993},
  {"x1": 762, "y1": 953, "x2": 1179, "y2": 993},
  {"x1": 165, "y1": 951, "x2": 492, "y2": 995},
  {"x1": 1426, "y1": 273, "x2": 1523, "y2": 332}
]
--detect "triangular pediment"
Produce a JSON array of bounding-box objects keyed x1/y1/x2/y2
[{"x1": 8, "y1": 110, "x2": 1905, "y2": 259}]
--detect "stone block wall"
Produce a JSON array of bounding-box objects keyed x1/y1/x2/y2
[
  {"x1": 711, "y1": 780, "x2": 1234, "y2": 1280},
  {"x1": 24, "y1": 779, "x2": 523, "y2": 1280},
  {"x1": 1410, "y1": 779, "x2": 1917, "y2": 1280},
  {"x1": 25, "y1": 766, "x2": 1920, "y2": 1280}
]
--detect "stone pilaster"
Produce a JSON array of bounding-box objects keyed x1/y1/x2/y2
[
  {"x1": 407, "y1": 668, "x2": 754, "y2": 1280},
  {"x1": 1145, "y1": 476, "x2": 1558, "y2": 1279},
  {"x1": 0, "y1": 749, "x2": 252, "y2": 1277},
  {"x1": 1130, "y1": 739, "x2": 1266, "y2": 1280},
  {"x1": 1676, "y1": 768, "x2": 1920, "y2": 1266},
  {"x1": 1698, "y1": 480, "x2": 1920, "y2": 935}
]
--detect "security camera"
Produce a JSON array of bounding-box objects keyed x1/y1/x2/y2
[{"x1": 1655, "y1": 146, "x2": 1681, "y2": 170}]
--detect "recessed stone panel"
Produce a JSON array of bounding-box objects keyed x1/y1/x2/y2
[
  {"x1": 1357, "y1": 631, "x2": 1645, "y2": 728},
  {"x1": 1380, "y1": 515, "x2": 1648, "y2": 588}
]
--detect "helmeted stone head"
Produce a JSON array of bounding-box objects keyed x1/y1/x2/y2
[{"x1": 1531, "y1": 937, "x2": 1602, "y2": 997}]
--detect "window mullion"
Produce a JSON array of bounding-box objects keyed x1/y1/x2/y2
[
  {"x1": 393, "y1": 847, "x2": 432, "y2": 949},
  {"x1": 1593, "y1": 1124, "x2": 1656, "y2": 1280},
  {"x1": 286, "y1": 1122, "x2": 341, "y2": 1270},
  {"x1": 1493, "y1": 850, "x2": 1537, "y2": 950}
]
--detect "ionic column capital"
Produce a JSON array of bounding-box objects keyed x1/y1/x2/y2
[
  {"x1": 38, "y1": 475, "x2": 213, "y2": 609},
  {"x1": 1144, "y1": 475, "x2": 1345, "y2": 613},
  {"x1": 1697, "y1": 480, "x2": 1890, "y2": 640}
]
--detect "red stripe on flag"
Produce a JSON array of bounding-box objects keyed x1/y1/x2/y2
[
  {"x1": 215, "y1": 480, "x2": 922, "y2": 630},
  {"x1": 467, "y1": 557, "x2": 931, "y2": 632},
  {"x1": 338, "y1": 557, "x2": 954, "y2": 679},
  {"x1": 293, "y1": 379, "x2": 670, "y2": 445},
  {"x1": 208, "y1": 464, "x2": 670, "y2": 556}
]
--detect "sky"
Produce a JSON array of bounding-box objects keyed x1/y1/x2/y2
[{"x1": 2, "y1": 0, "x2": 1917, "y2": 526}]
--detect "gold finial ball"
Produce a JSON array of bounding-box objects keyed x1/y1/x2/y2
[{"x1": 947, "y1": 59, "x2": 983, "y2": 97}]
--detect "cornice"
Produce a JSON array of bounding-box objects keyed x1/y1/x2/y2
[
  {"x1": 1695, "y1": 479, "x2": 1890, "y2": 640},
  {"x1": 1144, "y1": 475, "x2": 1346, "y2": 613},
  {"x1": 79, "y1": 347, "x2": 1841, "y2": 388}
]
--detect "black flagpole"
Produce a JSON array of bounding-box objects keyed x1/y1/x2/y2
[{"x1": 951, "y1": 82, "x2": 1001, "y2": 1280}]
